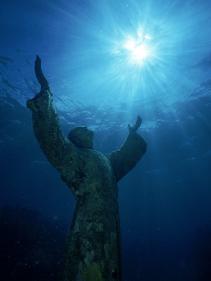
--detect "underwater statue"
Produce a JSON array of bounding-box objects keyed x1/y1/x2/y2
[{"x1": 27, "y1": 56, "x2": 147, "y2": 281}]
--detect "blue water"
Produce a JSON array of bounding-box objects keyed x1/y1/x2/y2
[{"x1": 1, "y1": 0, "x2": 211, "y2": 280}]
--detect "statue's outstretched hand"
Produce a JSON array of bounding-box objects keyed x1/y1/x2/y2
[
  {"x1": 27, "y1": 56, "x2": 50, "y2": 110},
  {"x1": 35, "y1": 55, "x2": 49, "y2": 92},
  {"x1": 128, "y1": 115, "x2": 142, "y2": 133}
]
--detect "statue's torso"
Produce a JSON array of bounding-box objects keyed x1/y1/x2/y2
[{"x1": 61, "y1": 149, "x2": 121, "y2": 281}]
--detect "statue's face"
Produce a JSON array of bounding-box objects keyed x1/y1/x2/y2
[{"x1": 68, "y1": 126, "x2": 94, "y2": 149}]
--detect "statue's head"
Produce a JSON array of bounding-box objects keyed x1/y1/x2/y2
[{"x1": 68, "y1": 126, "x2": 94, "y2": 149}]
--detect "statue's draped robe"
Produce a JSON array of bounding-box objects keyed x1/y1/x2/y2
[{"x1": 27, "y1": 90, "x2": 147, "y2": 281}]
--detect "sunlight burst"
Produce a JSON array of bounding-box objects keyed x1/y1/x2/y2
[{"x1": 122, "y1": 32, "x2": 153, "y2": 65}]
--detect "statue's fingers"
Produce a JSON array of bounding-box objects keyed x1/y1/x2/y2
[
  {"x1": 35, "y1": 55, "x2": 41, "y2": 63},
  {"x1": 137, "y1": 115, "x2": 142, "y2": 123},
  {"x1": 36, "y1": 55, "x2": 41, "y2": 61},
  {"x1": 136, "y1": 115, "x2": 142, "y2": 128},
  {"x1": 34, "y1": 55, "x2": 49, "y2": 91},
  {"x1": 35, "y1": 56, "x2": 41, "y2": 71}
]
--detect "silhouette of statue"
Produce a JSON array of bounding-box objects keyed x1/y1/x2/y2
[{"x1": 27, "y1": 56, "x2": 147, "y2": 281}]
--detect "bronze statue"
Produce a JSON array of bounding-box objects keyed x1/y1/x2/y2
[{"x1": 27, "y1": 56, "x2": 147, "y2": 281}]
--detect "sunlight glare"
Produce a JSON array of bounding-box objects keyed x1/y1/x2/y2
[{"x1": 123, "y1": 34, "x2": 152, "y2": 65}]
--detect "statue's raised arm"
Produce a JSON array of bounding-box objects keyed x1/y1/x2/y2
[
  {"x1": 109, "y1": 116, "x2": 147, "y2": 181},
  {"x1": 27, "y1": 56, "x2": 76, "y2": 172}
]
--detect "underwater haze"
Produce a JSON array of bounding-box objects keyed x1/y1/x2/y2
[{"x1": 1, "y1": 0, "x2": 211, "y2": 280}]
